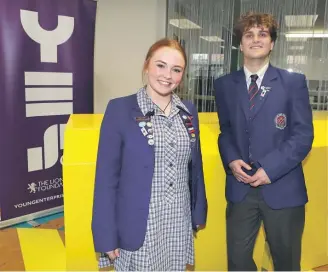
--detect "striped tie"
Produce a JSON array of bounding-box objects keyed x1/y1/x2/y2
[{"x1": 249, "y1": 74, "x2": 259, "y2": 110}]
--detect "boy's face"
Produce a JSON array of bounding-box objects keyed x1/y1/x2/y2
[{"x1": 240, "y1": 25, "x2": 274, "y2": 60}]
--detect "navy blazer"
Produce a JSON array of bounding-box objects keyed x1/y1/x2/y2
[
  {"x1": 92, "y1": 94, "x2": 207, "y2": 253},
  {"x1": 214, "y1": 65, "x2": 314, "y2": 209}
]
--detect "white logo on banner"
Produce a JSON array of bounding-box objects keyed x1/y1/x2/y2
[
  {"x1": 28, "y1": 182, "x2": 37, "y2": 193},
  {"x1": 20, "y1": 10, "x2": 74, "y2": 63},
  {"x1": 27, "y1": 124, "x2": 66, "y2": 172},
  {"x1": 20, "y1": 9, "x2": 75, "y2": 172},
  {"x1": 27, "y1": 178, "x2": 63, "y2": 194},
  {"x1": 14, "y1": 194, "x2": 64, "y2": 209}
]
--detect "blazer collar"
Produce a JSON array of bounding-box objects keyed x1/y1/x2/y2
[
  {"x1": 134, "y1": 87, "x2": 192, "y2": 117},
  {"x1": 233, "y1": 63, "x2": 278, "y2": 83},
  {"x1": 233, "y1": 64, "x2": 279, "y2": 121}
]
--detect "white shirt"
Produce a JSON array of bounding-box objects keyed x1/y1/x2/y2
[{"x1": 244, "y1": 62, "x2": 269, "y2": 89}]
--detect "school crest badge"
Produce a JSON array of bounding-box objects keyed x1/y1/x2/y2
[{"x1": 275, "y1": 113, "x2": 287, "y2": 130}]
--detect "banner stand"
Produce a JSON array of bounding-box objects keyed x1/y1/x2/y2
[
  {"x1": 0, "y1": 206, "x2": 63, "y2": 229},
  {"x1": 0, "y1": 0, "x2": 96, "y2": 227}
]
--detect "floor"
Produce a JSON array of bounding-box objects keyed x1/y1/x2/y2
[
  {"x1": 315, "y1": 265, "x2": 328, "y2": 271},
  {"x1": 0, "y1": 213, "x2": 327, "y2": 271},
  {"x1": 0, "y1": 213, "x2": 65, "y2": 271}
]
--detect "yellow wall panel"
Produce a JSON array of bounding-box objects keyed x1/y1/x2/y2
[{"x1": 63, "y1": 112, "x2": 328, "y2": 271}]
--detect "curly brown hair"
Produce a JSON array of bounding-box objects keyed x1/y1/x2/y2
[{"x1": 234, "y1": 12, "x2": 278, "y2": 43}]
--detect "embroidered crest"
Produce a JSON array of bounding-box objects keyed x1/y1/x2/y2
[{"x1": 275, "y1": 113, "x2": 287, "y2": 129}]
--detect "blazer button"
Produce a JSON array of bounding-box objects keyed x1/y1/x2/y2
[
  {"x1": 169, "y1": 163, "x2": 173, "y2": 167},
  {"x1": 169, "y1": 182, "x2": 173, "y2": 187}
]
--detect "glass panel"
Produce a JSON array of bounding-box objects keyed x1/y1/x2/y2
[
  {"x1": 167, "y1": 0, "x2": 328, "y2": 111},
  {"x1": 167, "y1": 0, "x2": 235, "y2": 112}
]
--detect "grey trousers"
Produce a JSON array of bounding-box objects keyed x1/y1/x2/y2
[{"x1": 226, "y1": 186, "x2": 305, "y2": 271}]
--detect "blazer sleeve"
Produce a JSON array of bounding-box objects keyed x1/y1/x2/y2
[
  {"x1": 92, "y1": 99, "x2": 122, "y2": 253},
  {"x1": 192, "y1": 104, "x2": 208, "y2": 227},
  {"x1": 258, "y1": 73, "x2": 314, "y2": 183},
  {"x1": 214, "y1": 77, "x2": 241, "y2": 173}
]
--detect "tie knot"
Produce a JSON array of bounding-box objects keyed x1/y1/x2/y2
[{"x1": 250, "y1": 74, "x2": 258, "y2": 82}]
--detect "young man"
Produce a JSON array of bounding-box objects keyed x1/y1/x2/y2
[{"x1": 214, "y1": 12, "x2": 314, "y2": 271}]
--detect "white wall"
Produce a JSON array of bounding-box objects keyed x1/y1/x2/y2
[{"x1": 93, "y1": 0, "x2": 167, "y2": 113}]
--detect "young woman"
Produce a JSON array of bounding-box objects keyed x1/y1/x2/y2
[{"x1": 92, "y1": 38, "x2": 207, "y2": 271}]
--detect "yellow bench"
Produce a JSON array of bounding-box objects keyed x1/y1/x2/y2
[{"x1": 63, "y1": 112, "x2": 328, "y2": 271}]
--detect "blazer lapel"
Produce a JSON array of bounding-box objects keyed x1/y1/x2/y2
[
  {"x1": 233, "y1": 69, "x2": 250, "y2": 121},
  {"x1": 177, "y1": 105, "x2": 197, "y2": 143},
  {"x1": 251, "y1": 65, "x2": 278, "y2": 119},
  {"x1": 130, "y1": 101, "x2": 155, "y2": 154},
  {"x1": 190, "y1": 113, "x2": 198, "y2": 166},
  {"x1": 177, "y1": 104, "x2": 198, "y2": 169}
]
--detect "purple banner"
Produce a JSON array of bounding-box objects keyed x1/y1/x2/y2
[{"x1": 0, "y1": 0, "x2": 96, "y2": 222}]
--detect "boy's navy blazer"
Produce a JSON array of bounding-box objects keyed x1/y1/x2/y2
[
  {"x1": 92, "y1": 94, "x2": 207, "y2": 253},
  {"x1": 214, "y1": 64, "x2": 314, "y2": 209}
]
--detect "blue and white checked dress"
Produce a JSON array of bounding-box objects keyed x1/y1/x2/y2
[{"x1": 99, "y1": 88, "x2": 194, "y2": 271}]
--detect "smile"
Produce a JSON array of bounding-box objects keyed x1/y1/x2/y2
[{"x1": 158, "y1": 80, "x2": 172, "y2": 86}]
